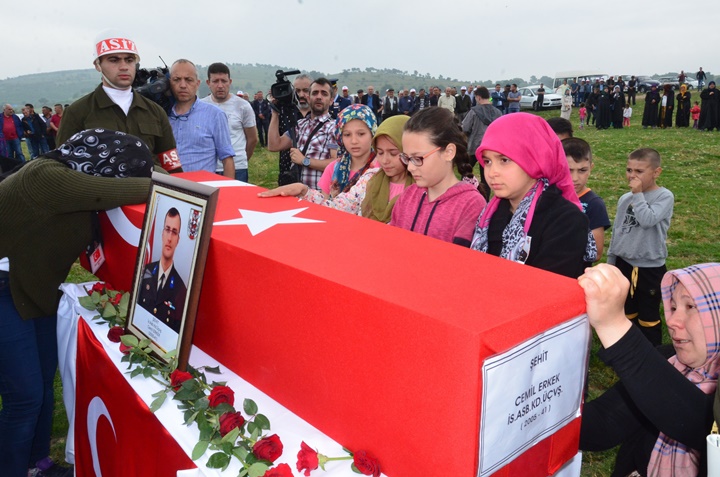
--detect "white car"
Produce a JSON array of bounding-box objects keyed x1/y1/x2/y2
[{"x1": 519, "y1": 85, "x2": 563, "y2": 110}]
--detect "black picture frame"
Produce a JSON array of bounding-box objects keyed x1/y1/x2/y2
[{"x1": 125, "y1": 172, "x2": 218, "y2": 370}]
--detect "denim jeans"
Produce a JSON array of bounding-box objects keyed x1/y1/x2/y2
[
  {"x1": 235, "y1": 168, "x2": 249, "y2": 183},
  {"x1": 5, "y1": 138, "x2": 26, "y2": 162},
  {"x1": 28, "y1": 136, "x2": 49, "y2": 159},
  {"x1": 216, "y1": 169, "x2": 249, "y2": 183},
  {"x1": 0, "y1": 274, "x2": 58, "y2": 477}
]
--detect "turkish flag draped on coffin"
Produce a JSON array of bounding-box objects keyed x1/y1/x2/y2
[
  {"x1": 74, "y1": 319, "x2": 196, "y2": 477},
  {"x1": 91, "y1": 172, "x2": 586, "y2": 477}
]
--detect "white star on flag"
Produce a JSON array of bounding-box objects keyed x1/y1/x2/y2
[{"x1": 214, "y1": 207, "x2": 325, "y2": 236}]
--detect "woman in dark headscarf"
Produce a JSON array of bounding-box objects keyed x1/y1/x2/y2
[
  {"x1": 0, "y1": 129, "x2": 153, "y2": 477},
  {"x1": 642, "y1": 85, "x2": 661, "y2": 128},
  {"x1": 611, "y1": 86, "x2": 625, "y2": 129},
  {"x1": 659, "y1": 84, "x2": 675, "y2": 129},
  {"x1": 699, "y1": 81, "x2": 720, "y2": 131},
  {"x1": 595, "y1": 87, "x2": 612, "y2": 129},
  {"x1": 586, "y1": 86, "x2": 599, "y2": 126},
  {"x1": 675, "y1": 84, "x2": 692, "y2": 128}
]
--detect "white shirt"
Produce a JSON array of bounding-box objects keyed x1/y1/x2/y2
[{"x1": 201, "y1": 95, "x2": 256, "y2": 170}]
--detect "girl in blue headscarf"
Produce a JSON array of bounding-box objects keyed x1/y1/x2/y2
[{"x1": 318, "y1": 104, "x2": 378, "y2": 197}]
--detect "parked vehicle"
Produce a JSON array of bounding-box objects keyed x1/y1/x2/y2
[
  {"x1": 519, "y1": 85, "x2": 563, "y2": 110},
  {"x1": 658, "y1": 75, "x2": 700, "y2": 90},
  {"x1": 553, "y1": 70, "x2": 607, "y2": 89},
  {"x1": 684, "y1": 75, "x2": 700, "y2": 89},
  {"x1": 630, "y1": 76, "x2": 660, "y2": 93},
  {"x1": 658, "y1": 76, "x2": 680, "y2": 90}
]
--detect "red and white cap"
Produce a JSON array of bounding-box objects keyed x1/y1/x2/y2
[{"x1": 94, "y1": 30, "x2": 140, "y2": 62}]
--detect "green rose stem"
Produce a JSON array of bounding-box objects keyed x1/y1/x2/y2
[{"x1": 319, "y1": 455, "x2": 352, "y2": 465}]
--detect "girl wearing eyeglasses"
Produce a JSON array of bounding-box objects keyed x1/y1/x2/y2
[
  {"x1": 259, "y1": 110, "x2": 414, "y2": 221},
  {"x1": 470, "y1": 112, "x2": 595, "y2": 278},
  {"x1": 388, "y1": 107, "x2": 487, "y2": 247}
]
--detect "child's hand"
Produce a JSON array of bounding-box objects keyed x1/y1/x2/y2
[
  {"x1": 258, "y1": 183, "x2": 308, "y2": 198},
  {"x1": 629, "y1": 177, "x2": 643, "y2": 194}
]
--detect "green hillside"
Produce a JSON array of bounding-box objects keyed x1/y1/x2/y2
[
  {"x1": 0, "y1": 63, "x2": 544, "y2": 107},
  {"x1": 1, "y1": 63, "x2": 713, "y2": 108}
]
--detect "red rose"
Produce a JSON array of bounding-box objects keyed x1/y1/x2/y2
[
  {"x1": 119, "y1": 343, "x2": 132, "y2": 355},
  {"x1": 263, "y1": 463, "x2": 293, "y2": 477},
  {"x1": 353, "y1": 450, "x2": 381, "y2": 477},
  {"x1": 253, "y1": 434, "x2": 283, "y2": 463},
  {"x1": 208, "y1": 385, "x2": 235, "y2": 407},
  {"x1": 110, "y1": 293, "x2": 122, "y2": 305},
  {"x1": 169, "y1": 369, "x2": 193, "y2": 392},
  {"x1": 219, "y1": 412, "x2": 245, "y2": 436},
  {"x1": 90, "y1": 282, "x2": 105, "y2": 295},
  {"x1": 296, "y1": 441, "x2": 319, "y2": 476},
  {"x1": 107, "y1": 326, "x2": 125, "y2": 343}
]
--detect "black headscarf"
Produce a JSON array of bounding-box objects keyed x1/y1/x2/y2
[{"x1": 43, "y1": 128, "x2": 153, "y2": 178}]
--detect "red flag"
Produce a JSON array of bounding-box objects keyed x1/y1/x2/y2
[{"x1": 74, "y1": 319, "x2": 196, "y2": 476}]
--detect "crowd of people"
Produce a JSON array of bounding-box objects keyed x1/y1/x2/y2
[
  {"x1": 1, "y1": 30, "x2": 719, "y2": 477},
  {"x1": 1, "y1": 103, "x2": 64, "y2": 162}
]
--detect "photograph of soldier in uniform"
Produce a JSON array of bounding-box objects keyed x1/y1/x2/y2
[{"x1": 137, "y1": 207, "x2": 188, "y2": 333}]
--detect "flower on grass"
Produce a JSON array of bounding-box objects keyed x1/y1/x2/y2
[
  {"x1": 296, "y1": 441, "x2": 319, "y2": 476},
  {"x1": 208, "y1": 385, "x2": 234, "y2": 407},
  {"x1": 219, "y1": 412, "x2": 245, "y2": 437},
  {"x1": 253, "y1": 434, "x2": 283, "y2": 462},
  {"x1": 107, "y1": 326, "x2": 125, "y2": 343},
  {"x1": 263, "y1": 463, "x2": 293, "y2": 477},
  {"x1": 353, "y1": 450, "x2": 381, "y2": 477},
  {"x1": 169, "y1": 369, "x2": 193, "y2": 392}
]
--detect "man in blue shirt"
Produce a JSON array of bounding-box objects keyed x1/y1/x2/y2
[{"x1": 168, "y1": 59, "x2": 235, "y2": 177}]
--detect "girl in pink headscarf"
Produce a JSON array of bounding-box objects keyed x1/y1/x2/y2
[{"x1": 470, "y1": 112, "x2": 595, "y2": 278}]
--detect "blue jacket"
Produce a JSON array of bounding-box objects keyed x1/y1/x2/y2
[{"x1": 399, "y1": 96, "x2": 415, "y2": 115}]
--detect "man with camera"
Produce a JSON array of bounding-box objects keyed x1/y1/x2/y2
[
  {"x1": 268, "y1": 77, "x2": 337, "y2": 190},
  {"x1": 58, "y1": 31, "x2": 181, "y2": 172},
  {"x1": 270, "y1": 73, "x2": 312, "y2": 184}
]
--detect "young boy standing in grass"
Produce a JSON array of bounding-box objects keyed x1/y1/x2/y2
[
  {"x1": 563, "y1": 138, "x2": 610, "y2": 266},
  {"x1": 607, "y1": 148, "x2": 674, "y2": 346}
]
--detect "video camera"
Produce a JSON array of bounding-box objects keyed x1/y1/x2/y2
[
  {"x1": 270, "y1": 69, "x2": 301, "y2": 106},
  {"x1": 133, "y1": 58, "x2": 173, "y2": 113}
]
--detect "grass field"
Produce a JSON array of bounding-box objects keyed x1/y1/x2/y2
[{"x1": 27, "y1": 100, "x2": 720, "y2": 474}]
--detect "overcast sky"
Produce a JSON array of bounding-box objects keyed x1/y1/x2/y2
[{"x1": 3, "y1": 0, "x2": 714, "y2": 83}]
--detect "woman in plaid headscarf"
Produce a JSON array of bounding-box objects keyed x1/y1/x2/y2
[{"x1": 579, "y1": 262, "x2": 720, "y2": 477}]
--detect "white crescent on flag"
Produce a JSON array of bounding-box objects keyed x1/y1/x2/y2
[
  {"x1": 87, "y1": 396, "x2": 116, "y2": 477},
  {"x1": 106, "y1": 207, "x2": 141, "y2": 246}
]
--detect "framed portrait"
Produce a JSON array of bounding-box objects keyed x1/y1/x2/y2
[{"x1": 126, "y1": 172, "x2": 218, "y2": 370}]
